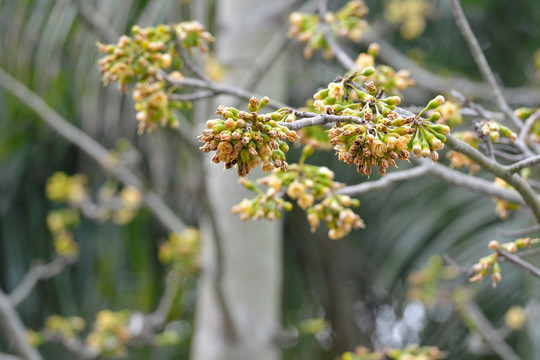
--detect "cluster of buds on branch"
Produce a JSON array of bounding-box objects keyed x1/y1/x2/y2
[
  {"x1": 312, "y1": 71, "x2": 449, "y2": 175},
  {"x1": 97, "y1": 22, "x2": 214, "y2": 133},
  {"x1": 199, "y1": 97, "x2": 298, "y2": 176},
  {"x1": 341, "y1": 344, "x2": 446, "y2": 360},
  {"x1": 288, "y1": 1, "x2": 369, "y2": 58},
  {"x1": 232, "y1": 147, "x2": 364, "y2": 239},
  {"x1": 470, "y1": 237, "x2": 539, "y2": 286}
]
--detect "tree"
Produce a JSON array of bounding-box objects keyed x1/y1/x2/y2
[{"x1": 1, "y1": 0, "x2": 540, "y2": 359}]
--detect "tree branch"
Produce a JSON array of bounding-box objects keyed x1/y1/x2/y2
[
  {"x1": 160, "y1": 72, "x2": 290, "y2": 110},
  {"x1": 445, "y1": 134, "x2": 540, "y2": 223},
  {"x1": 318, "y1": 0, "x2": 357, "y2": 70},
  {"x1": 505, "y1": 154, "x2": 540, "y2": 174},
  {"x1": 0, "y1": 289, "x2": 43, "y2": 360},
  {"x1": 448, "y1": 0, "x2": 523, "y2": 130},
  {"x1": 8, "y1": 256, "x2": 77, "y2": 308},
  {"x1": 462, "y1": 301, "x2": 520, "y2": 360},
  {"x1": 0, "y1": 68, "x2": 187, "y2": 233},
  {"x1": 338, "y1": 165, "x2": 429, "y2": 196},
  {"x1": 496, "y1": 249, "x2": 540, "y2": 281},
  {"x1": 423, "y1": 160, "x2": 525, "y2": 205}
]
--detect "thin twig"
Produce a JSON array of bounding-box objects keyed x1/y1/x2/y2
[
  {"x1": 462, "y1": 302, "x2": 521, "y2": 360},
  {"x1": 168, "y1": 91, "x2": 218, "y2": 102},
  {"x1": 171, "y1": 29, "x2": 211, "y2": 82},
  {"x1": 493, "y1": 150, "x2": 525, "y2": 162},
  {"x1": 505, "y1": 154, "x2": 540, "y2": 174},
  {"x1": 445, "y1": 134, "x2": 540, "y2": 224},
  {"x1": 318, "y1": 0, "x2": 357, "y2": 70},
  {"x1": 448, "y1": 0, "x2": 523, "y2": 130},
  {"x1": 0, "y1": 68, "x2": 187, "y2": 233},
  {"x1": 451, "y1": 90, "x2": 534, "y2": 157},
  {"x1": 423, "y1": 161, "x2": 525, "y2": 205},
  {"x1": 161, "y1": 72, "x2": 290, "y2": 110},
  {"x1": 0, "y1": 289, "x2": 43, "y2": 360},
  {"x1": 9, "y1": 256, "x2": 77, "y2": 307},
  {"x1": 497, "y1": 249, "x2": 540, "y2": 280},
  {"x1": 496, "y1": 224, "x2": 540, "y2": 237},
  {"x1": 338, "y1": 165, "x2": 429, "y2": 196}
]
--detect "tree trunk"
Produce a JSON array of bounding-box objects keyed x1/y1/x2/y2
[{"x1": 190, "y1": 1, "x2": 289, "y2": 360}]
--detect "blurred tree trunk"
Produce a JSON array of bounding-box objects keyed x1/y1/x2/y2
[{"x1": 190, "y1": 1, "x2": 289, "y2": 360}]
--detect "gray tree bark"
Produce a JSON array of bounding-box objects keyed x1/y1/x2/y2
[{"x1": 190, "y1": 1, "x2": 289, "y2": 360}]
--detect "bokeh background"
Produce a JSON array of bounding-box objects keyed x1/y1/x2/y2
[{"x1": 1, "y1": 0, "x2": 540, "y2": 359}]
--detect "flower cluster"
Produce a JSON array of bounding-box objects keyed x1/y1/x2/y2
[
  {"x1": 492, "y1": 177, "x2": 521, "y2": 219},
  {"x1": 46, "y1": 209, "x2": 80, "y2": 257},
  {"x1": 232, "y1": 177, "x2": 293, "y2": 221},
  {"x1": 321, "y1": 74, "x2": 449, "y2": 175},
  {"x1": 158, "y1": 227, "x2": 201, "y2": 274},
  {"x1": 470, "y1": 238, "x2": 538, "y2": 286},
  {"x1": 46, "y1": 172, "x2": 143, "y2": 226},
  {"x1": 288, "y1": 1, "x2": 369, "y2": 58},
  {"x1": 45, "y1": 315, "x2": 86, "y2": 340},
  {"x1": 479, "y1": 120, "x2": 518, "y2": 142},
  {"x1": 97, "y1": 22, "x2": 214, "y2": 133},
  {"x1": 46, "y1": 172, "x2": 88, "y2": 204},
  {"x1": 199, "y1": 97, "x2": 298, "y2": 176},
  {"x1": 307, "y1": 194, "x2": 364, "y2": 240},
  {"x1": 341, "y1": 344, "x2": 446, "y2": 360},
  {"x1": 232, "y1": 150, "x2": 364, "y2": 239},
  {"x1": 86, "y1": 310, "x2": 131, "y2": 357},
  {"x1": 354, "y1": 43, "x2": 415, "y2": 95},
  {"x1": 384, "y1": 0, "x2": 436, "y2": 40}
]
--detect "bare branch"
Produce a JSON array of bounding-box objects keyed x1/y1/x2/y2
[
  {"x1": 451, "y1": 91, "x2": 535, "y2": 157},
  {"x1": 0, "y1": 289, "x2": 43, "y2": 360},
  {"x1": 161, "y1": 72, "x2": 290, "y2": 110},
  {"x1": 338, "y1": 165, "x2": 429, "y2": 196},
  {"x1": 423, "y1": 161, "x2": 526, "y2": 205},
  {"x1": 168, "y1": 91, "x2": 218, "y2": 102},
  {"x1": 279, "y1": 112, "x2": 367, "y2": 130},
  {"x1": 171, "y1": 29, "x2": 211, "y2": 82},
  {"x1": 448, "y1": 0, "x2": 523, "y2": 130},
  {"x1": 497, "y1": 249, "x2": 540, "y2": 280},
  {"x1": 9, "y1": 256, "x2": 77, "y2": 307},
  {"x1": 445, "y1": 134, "x2": 540, "y2": 223},
  {"x1": 496, "y1": 224, "x2": 540, "y2": 238},
  {"x1": 0, "y1": 68, "x2": 187, "y2": 233},
  {"x1": 318, "y1": 0, "x2": 357, "y2": 70},
  {"x1": 505, "y1": 154, "x2": 540, "y2": 174},
  {"x1": 462, "y1": 302, "x2": 520, "y2": 360}
]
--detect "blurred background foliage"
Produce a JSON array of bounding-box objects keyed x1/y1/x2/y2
[{"x1": 0, "y1": 0, "x2": 539, "y2": 359}]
